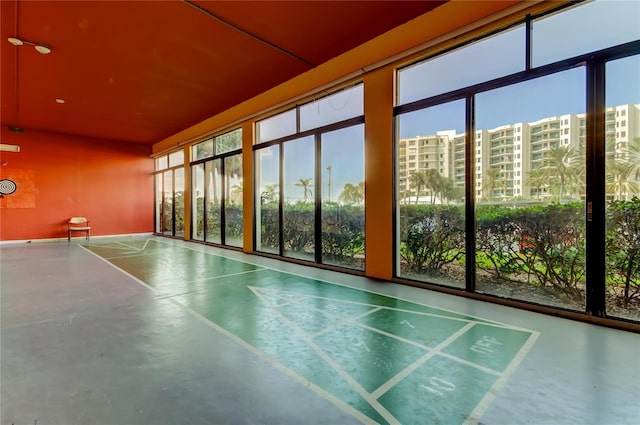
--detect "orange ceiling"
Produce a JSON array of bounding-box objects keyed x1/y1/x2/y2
[{"x1": 1, "y1": 0, "x2": 446, "y2": 144}]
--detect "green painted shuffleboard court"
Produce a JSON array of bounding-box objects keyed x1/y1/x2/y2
[{"x1": 84, "y1": 239, "x2": 539, "y2": 425}]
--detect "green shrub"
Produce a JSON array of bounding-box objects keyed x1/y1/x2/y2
[
  {"x1": 398, "y1": 205, "x2": 465, "y2": 274},
  {"x1": 474, "y1": 203, "x2": 586, "y2": 301},
  {"x1": 606, "y1": 198, "x2": 640, "y2": 307},
  {"x1": 283, "y1": 202, "x2": 315, "y2": 253},
  {"x1": 322, "y1": 203, "x2": 365, "y2": 268},
  {"x1": 258, "y1": 203, "x2": 279, "y2": 250}
]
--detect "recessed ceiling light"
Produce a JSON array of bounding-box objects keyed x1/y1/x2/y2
[{"x1": 55, "y1": 98, "x2": 65, "y2": 104}]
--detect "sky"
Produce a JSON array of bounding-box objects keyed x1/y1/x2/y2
[
  {"x1": 257, "y1": 125, "x2": 364, "y2": 202},
  {"x1": 398, "y1": 0, "x2": 640, "y2": 138},
  {"x1": 241, "y1": 0, "x2": 640, "y2": 203}
]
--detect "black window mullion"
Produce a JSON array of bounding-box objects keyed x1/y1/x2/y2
[
  {"x1": 171, "y1": 170, "x2": 177, "y2": 237},
  {"x1": 220, "y1": 159, "x2": 226, "y2": 246},
  {"x1": 465, "y1": 95, "x2": 476, "y2": 292},
  {"x1": 203, "y1": 163, "x2": 209, "y2": 242},
  {"x1": 278, "y1": 143, "x2": 285, "y2": 256},
  {"x1": 525, "y1": 15, "x2": 532, "y2": 70},
  {"x1": 585, "y1": 60, "x2": 607, "y2": 317},
  {"x1": 153, "y1": 172, "x2": 159, "y2": 234},
  {"x1": 315, "y1": 134, "x2": 322, "y2": 264},
  {"x1": 252, "y1": 151, "x2": 258, "y2": 251}
]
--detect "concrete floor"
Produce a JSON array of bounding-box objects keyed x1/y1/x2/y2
[{"x1": 1, "y1": 236, "x2": 639, "y2": 425}]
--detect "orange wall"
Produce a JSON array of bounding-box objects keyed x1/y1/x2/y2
[{"x1": 0, "y1": 127, "x2": 153, "y2": 241}]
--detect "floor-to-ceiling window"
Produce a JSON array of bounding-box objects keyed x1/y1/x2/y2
[
  {"x1": 605, "y1": 54, "x2": 640, "y2": 321},
  {"x1": 254, "y1": 84, "x2": 365, "y2": 270},
  {"x1": 191, "y1": 128, "x2": 243, "y2": 247},
  {"x1": 474, "y1": 68, "x2": 586, "y2": 312},
  {"x1": 154, "y1": 150, "x2": 185, "y2": 238},
  {"x1": 394, "y1": 0, "x2": 640, "y2": 321},
  {"x1": 396, "y1": 100, "x2": 466, "y2": 289}
]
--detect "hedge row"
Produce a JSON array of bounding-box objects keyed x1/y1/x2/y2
[{"x1": 399, "y1": 199, "x2": 640, "y2": 305}]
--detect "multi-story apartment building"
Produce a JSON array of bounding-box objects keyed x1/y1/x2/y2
[
  {"x1": 397, "y1": 132, "x2": 451, "y2": 203},
  {"x1": 398, "y1": 104, "x2": 640, "y2": 203}
]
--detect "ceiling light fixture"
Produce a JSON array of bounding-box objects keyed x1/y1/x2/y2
[
  {"x1": 7, "y1": 37, "x2": 52, "y2": 54},
  {"x1": 55, "y1": 98, "x2": 65, "y2": 104},
  {"x1": 34, "y1": 45, "x2": 51, "y2": 54}
]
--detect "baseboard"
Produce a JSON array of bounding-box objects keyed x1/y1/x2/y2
[{"x1": 0, "y1": 233, "x2": 155, "y2": 245}]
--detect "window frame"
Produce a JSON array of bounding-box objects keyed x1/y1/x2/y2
[{"x1": 392, "y1": 1, "x2": 640, "y2": 318}]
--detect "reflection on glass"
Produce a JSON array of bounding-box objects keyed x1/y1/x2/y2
[
  {"x1": 205, "y1": 160, "x2": 222, "y2": 244},
  {"x1": 396, "y1": 100, "x2": 466, "y2": 288},
  {"x1": 256, "y1": 109, "x2": 296, "y2": 144},
  {"x1": 283, "y1": 137, "x2": 315, "y2": 261},
  {"x1": 533, "y1": 0, "x2": 640, "y2": 67},
  {"x1": 193, "y1": 139, "x2": 213, "y2": 161},
  {"x1": 300, "y1": 85, "x2": 363, "y2": 132},
  {"x1": 322, "y1": 125, "x2": 365, "y2": 270},
  {"x1": 255, "y1": 146, "x2": 280, "y2": 253},
  {"x1": 169, "y1": 150, "x2": 184, "y2": 168},
  {"x1": 475, "y1": 68, "x2": 586, "y2": 311},
  {"x1": 162, "y1": 170, "x2": 173, "y2": 236},
  {"x1": 192, "y1": 164, "x2": 205, "y2": 241},
  {"x1": 398, "y1": 25, "x2": 524, "y2": 105},
  {"x1": 225, "y1": 154, "x2": 243, "y2": 247},
  {"x1": 216, "y1": 129, "x2": 242, "y2": 155},
  {"x1": 156, "y1": 156, "x2": 168, "y2": 170},
  {"x1": 605, "y1": 55, "x2": 640, "y2": 322}
]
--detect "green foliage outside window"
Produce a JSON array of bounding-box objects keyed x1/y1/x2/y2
[
  {"x1": 399, "y1": 200, "x2": 639, "y2": 312},
  {"x1": 258, "y1": 201, "x2": 365, "y2": 269},
  {"x1": 607, "y1": 198, "x2": 640, "y2": 308}
]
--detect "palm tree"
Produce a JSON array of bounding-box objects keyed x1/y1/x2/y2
[
  {"x1": 207, "y1": 160, "x2": 222, "y2": 204},
  {"x1": 295, "y1": 178, "x2": 313, "y2": 202},
  {"x1": 261, "y1": 184, "x2": 279, "y2": 204},
  {"x1": 527, "y1": 168, "x2": 549, "y2": 200},
  {"x1": 224, "y1": 155, "x2": 243, "y2": 202},
  {"x1": 607, "y1": 159, "x2": 639, "y2": 201},
  {"x1": 543, "y1": 146, "x2": 580, "y2": 203},
  {"x1": 230, "y1": 181, "x2": 243, "y2": 205},
  {"x1": 482, "y1": 167, "x2": 503, "y2": 201},
  {"x1": 423, "y1": 168, "x2": 440, "y2": 204},
  {"x1": 215, "y1": 129, "x2": 242, "y2": 154},
  {"x1": 437, "y1": 176, "x2": 458, "y2": 204},
  {"x1": 338, "y1": 181, "x2": 364, "y2": 205},
  {"x1": 623, "y1": 137, "x2": 640, "y2": 181},
  {"x1": 409, "y1": 171, "x2": 428, "y2": 204}
]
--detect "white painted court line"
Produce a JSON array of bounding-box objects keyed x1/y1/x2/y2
[
  {"x1": 150, "y1": 237, "x2": 532, "y2": 330},
  {"x1": 304, "y1": 307, "x2": 383, "y2": 339},
  {"x1": 371, "y1": 322, "x2": 477, "y2": 400},
  {"x1": 250, "y1": 287, "x2": 487, "y2": 325},
  {"x1": 462, "y1": 331, "x2": 540, "y2": 425},
  {"x1": 114, "y1": 239, "x2": 151, "y2": 251},
  {"x1": 103, "y1": 252, "x2": 164, "y2": 260},
  {"x1": 436, "y1": 351, "x2": 502, "y2": 376},
  {"x1": 80, "y1": 244, "x2": 376, "y2": 425},
  {"x1": 251, "y1": 286, "x2": 511, "y2": 377},
  {"x1": 161, "y1": 268, "x2": 268, "y2": 288},
  {"x1": 250, "y1": 286, "x2": 401, "y2": 425},
  {"x1": 87, "y1": 238, "x2": 542, "y2": 424},
  {"x1": 309, "y1": 304, "x2": 505, "y2": 377}
]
